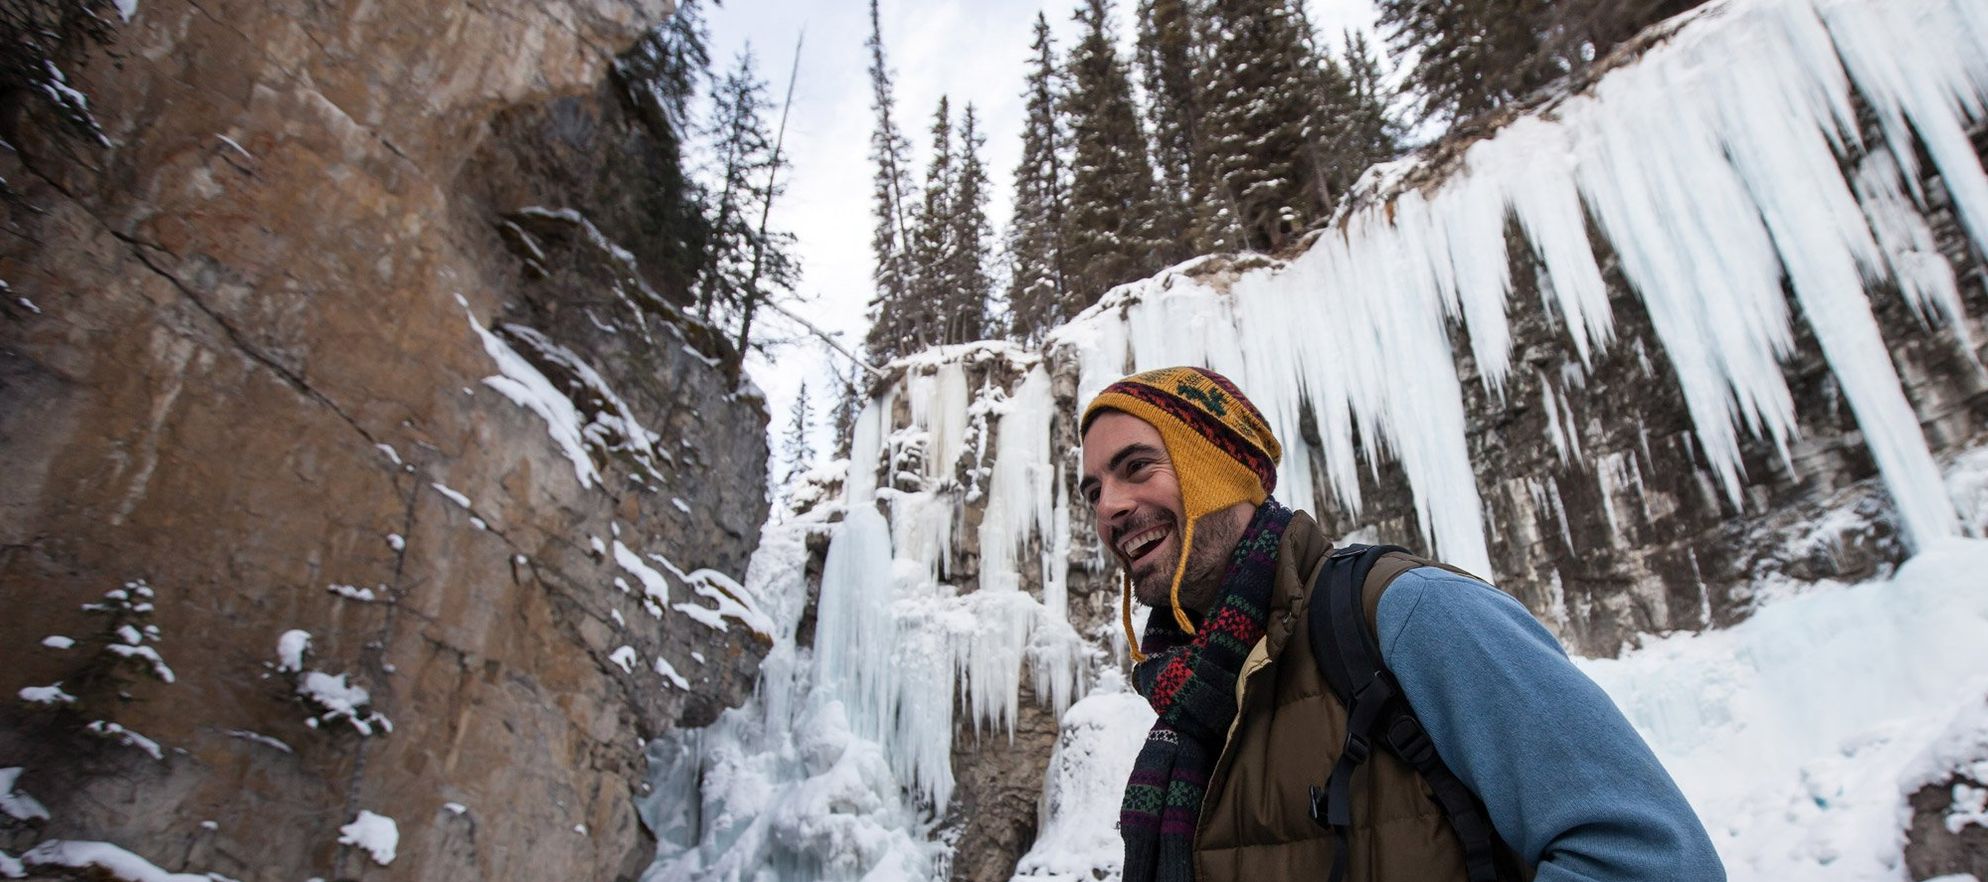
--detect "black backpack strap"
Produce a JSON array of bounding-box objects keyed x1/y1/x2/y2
[{"x1": 1305, "y1": 544, "x2": 1504, "y2": 882}]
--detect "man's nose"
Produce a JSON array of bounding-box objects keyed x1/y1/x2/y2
[{"x1": 1095, "y1": 480, "x2": 1135, "y2": 524}]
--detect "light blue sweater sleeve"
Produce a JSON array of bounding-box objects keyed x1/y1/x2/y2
[{"x1": 1374, "y1": 567, "x2": 1726, "y2": 882}]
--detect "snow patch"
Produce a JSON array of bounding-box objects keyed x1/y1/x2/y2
[
  {"x1": 223, "y1": 729, "x2": 292, "y2": 753},
  {"x1": 18, "y1": 684, "x2": 75, "y2": 705},
  {"x1": 464, "y1": 307, "x2": 601, "y2": 489},
  {"x1": 275, "y1": 630, "x2": 311, "y2": 673},
  {"x1": 20, "y1": 840, "x2": 207, "y2": 882},
  {"x1": 0, "y1": 768, "x2": 50, "y2": 821},
  {"x1": 337, "y1": 811, "x2": 398, "y2": 866},
  {"x1": 430, "y1": 482, "x2": 473, "y2": 510},
  {"x1": 326, "y1": 583, "x2": 379, "y2": 603},
  {"x1": 652, "y1": 656, "x2": 688, "y2": 690},
  {"x1": 610, "y1": 645, "x2": 638, "y2": 673},
  {"x1": 297, "y1": 672, "x2": 391, "y2": 736},
  {"x1": 86, "y1": 721, "x2": 163, "y2": 760}
]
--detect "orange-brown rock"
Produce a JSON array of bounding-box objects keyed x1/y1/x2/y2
[{"x1": 0, "y1": 1, "x2": 770, "y2": 880}]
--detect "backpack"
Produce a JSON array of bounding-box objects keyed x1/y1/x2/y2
[{"x1": 1305, "y1": 543, "x2": 1508, "y2": 882}]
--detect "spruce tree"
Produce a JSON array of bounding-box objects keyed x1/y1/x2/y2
[
  {"x1": 831, "y1": 363, "x2": 861, "y2": 460},
  {"x1": 1194, "y1": 0, "x2": 1330, "y2": 251},
  {"x1": 1378, "y1": 0, "x2": 1557, "y2": 124},
  {"x1": 609, "y1": 0, "x2": 714, "y2": 299},
  {"x1": 1316, "y1": 30, "x2": 1401, "y2": 201},
  {"x1": 862, "y1": 0, "x2": 920, "y2": 363},
  {"x1": 1062, "y1": 0, "x2": 1167, "y2": 307},
  {"x1": 1006, "y1": 13, "x2": 1072, "y2": 344},
  {"x1": 908, "y1": 95, "x2": 956, "y2": 352},
  {"x1": 696, "y1": 50, "x2": 777, "y2": 325},
  {"x1": 1380, "y1": 0, "x2": 1704, "y2": 129},
  {"x1": 1134, "y1": 0, "x2": 1201, "y2": 259},
  {"x1": 782, "y1": 380, "x2": 814, "y2": 484},
  {"x1": 945, "y1": 105, "x2": 995, "y2": 345}
]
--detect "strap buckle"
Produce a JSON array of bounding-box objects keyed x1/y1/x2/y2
[
  {"x1": 1386, "y1": 716, "x2": 1437, "y2": 766},
  {"x1": 1309, "y1": 784, "x2": 1331, "y2": 828},
  {"x1": 1340, "y1": 731, "x2": 1371, "y2": 765}
]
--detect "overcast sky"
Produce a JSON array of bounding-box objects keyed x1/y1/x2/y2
[{"x1": 699, "y1": 0, "x2": 1382, "y2": 471}]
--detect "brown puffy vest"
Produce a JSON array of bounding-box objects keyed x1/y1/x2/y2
[{"x1": 1192, "y1": 512, "x2": 1536, "y2": 882}]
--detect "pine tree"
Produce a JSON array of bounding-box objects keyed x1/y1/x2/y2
[
  {"x1": 696, "y1": 50, "x2": 777, "y2": 325},
  {"x1": 945, "y1": 105, "x2": 995, "y2": 345},
  {"x1": 1006, "y1": 13, "x2": 1072, "y2": 344},
  {"x1": 908, "y1": 95, "x2": 956, "y2": 352},
  {"x1": 831, "y1": 363, "x2": 861, "y2": 460},
  {"x1": 1378, "y1": 0, "x2": 1557, "y2": 124},
  {"x1": 614, "y1": 0, "x2": 711, "y2": 137},
  {"x1": 1380, "y1": 0, "x2": 1704, "y2": 129},
  {"x1": 862, "y1": 0, "x2": 921, "y2": 363},
  {"x1": 728, "y1": 36, "x2": 804, "y2": 382},
  {"x1": 1134, "y1": 0, "x2": 1201, "y2": 258},
  {"x1": 1062, "y1": 0, "x2": 1167, "y2": 306},
  {"x1": 692, "y1": 49, "x2": 799, "y2": 374},
  {"x1": 1314, "y1": 31, "x2": 1401, "y2": 202},
  {"x1": 1342, "y1": 32, "x2": 1400, "y2": 155},
  {"x1": 782, "y1": 380, "x2": 814, "y2": 484},
  {"x1": 610, "y1": 0, "x2": 714, "y2": 299},
  {"x1": 1194, "y1": 0, "x2": 1330, "y2": 251}
]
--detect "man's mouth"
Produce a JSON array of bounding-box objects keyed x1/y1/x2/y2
[{"x1": 1117, "y1": 523, "x2": 1171, "y2": 566}]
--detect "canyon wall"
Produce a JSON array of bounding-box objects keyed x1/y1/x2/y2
[{"x1": 0, "y1": 2, "x2": 772, "y2": 880}]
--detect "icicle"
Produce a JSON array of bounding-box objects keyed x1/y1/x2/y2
[
  {"x1": 846, "y1": 399, "x2": 885, "y2": 506},
  {"x1": 1050, "y1": 0, "x2": 1978, "y2": 559},
  {"x1": 979, "y1": 367, "x2": 1056, "y2": 594},
  {"x1": 813, "y1": 505, "x2": 899, "y2": 760},
  {"x1": 1852, "y1": 150, "x2": 1976, "y2": 357}
]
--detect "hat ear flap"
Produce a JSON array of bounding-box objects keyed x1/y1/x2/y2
[
  {"x1": 1167, "y1": 516, "x2": 1198, "y2": 635},
  {"x1": 1121, "y1": 570, "x2": 1147, "y2": 663}
]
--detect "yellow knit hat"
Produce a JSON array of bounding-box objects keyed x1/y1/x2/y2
[{"x1": 1080, "y1": 366, "x2": 1281, "y2": 661}]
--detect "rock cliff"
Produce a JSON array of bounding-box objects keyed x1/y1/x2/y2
[{"x1": 0, "y1": 2, "x2": 772, "y2": 880}]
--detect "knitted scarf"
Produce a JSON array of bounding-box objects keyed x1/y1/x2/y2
[{"x1": 1120, "y1": 499, "x2": 1294, "y2": 882}]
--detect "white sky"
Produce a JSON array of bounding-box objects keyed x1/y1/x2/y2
[{"x1": 699, "y1": 0, "x2": 1381, "y2": 470}]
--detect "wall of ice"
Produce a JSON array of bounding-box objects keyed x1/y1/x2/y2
[
  {"x1": 823, "y1": 347, "x2": 1090, "y2": 810},
  {"x1": 647, "y1": 0, "x2": 1988, "y2": 878},
  {"x1": 1051, "y1": 0, "x2": 1983, "y2": 577}
]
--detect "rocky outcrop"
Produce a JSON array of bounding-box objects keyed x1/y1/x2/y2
[
  {"x1": 1906, "y1": 770, "x2": 1988, "y2": 882},
  {"x1": 0, "y1": 2, "x2": 771, "y2": 881}
]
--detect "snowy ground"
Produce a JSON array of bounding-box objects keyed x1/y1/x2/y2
[{"x1": 1585, "y1": 537, "x2": 1988, "y2": 881}]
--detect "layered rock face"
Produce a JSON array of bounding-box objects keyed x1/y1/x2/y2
[{"x1": 0, "y1": 2, "x2": 772, "y2": 880}]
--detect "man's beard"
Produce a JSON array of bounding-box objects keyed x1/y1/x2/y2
[{"x1": 1132, "y1": 510, "x2": 1247, "y2": 617}]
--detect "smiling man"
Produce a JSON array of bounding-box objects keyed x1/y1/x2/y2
[{"x1": 1078, "y1": 366, "x2": 1724, "y2": 882}]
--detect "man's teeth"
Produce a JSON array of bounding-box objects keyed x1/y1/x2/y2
[{"x1": 1119, "y1": 526, "x2": 1165, "y2": 558}]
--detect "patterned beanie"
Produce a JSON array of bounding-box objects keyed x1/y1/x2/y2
[{"x1": 1081, "y1": 366, "x2": 1281, "y2": 660}]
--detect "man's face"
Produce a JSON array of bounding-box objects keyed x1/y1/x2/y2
[{"x1": 1080, "y1": 411, "x2": 1239, "y2": 613}]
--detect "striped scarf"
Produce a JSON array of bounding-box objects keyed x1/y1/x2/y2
[{"x1": 1120, "y1": 499, "x2": 1293, "y2": 882}]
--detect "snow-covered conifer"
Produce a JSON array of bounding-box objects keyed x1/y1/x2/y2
[
  {"x1": 1134, "y1": 0, "x2": 1201, "y2": 259},
  {"x1": 862, "y1": 0, "x2": 921, "y2": 363},
  {"x1": 782, "y1": 380, "x2": 814, "y2": 484},
  {"x1": 1061, "y1": 0, "x2": 1167, "y2": 306},
  {"x1": 908, "y1": 95, "x2": 956, "y2": 353},
  {"x1": 1006, "y1": 14, "x2": 1073, "y2": 344},
  {"x1": 945, "y1": 105, "x2": 995, "y2": 345},
  {"x1": 1193, "y1": 0, "x2": 1330, "y2": 251}
]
